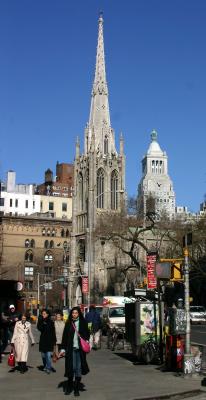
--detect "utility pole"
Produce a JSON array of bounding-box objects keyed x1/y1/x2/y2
[{"x1": 183, "y1": 236, "x2": 192, "y2": 368}]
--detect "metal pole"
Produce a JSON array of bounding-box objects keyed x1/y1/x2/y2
[
  {"x1": 87, "y1": 226, "x2": 91, "y2": 307},
  {"x1": 157, "y1": 280, "x2": 164, "y2": 364},
  {"x1": 184, "y1": 238, "x2": 191, "y2": 355},
  {"x1": 37, "y1": 272, "x2": 40, "y2": 318},
  {"x1": 44, "y1": 275, "x2": 47, "y2": 308}
]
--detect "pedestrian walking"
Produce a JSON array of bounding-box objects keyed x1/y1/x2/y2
[
  {"x1": 54, "y1": 311, "x2": 65, "y2": 360},
  {"x1": 85, "y1": 305, "x2": 102, "y2": 350},
  {"x1": 37, "y1": 309, "x2": 56, "y2": 374},
  {"x1": 60, "y1": 306, "x2": 90, "y2": 396},
  {"x1": 11, "y1": 313, "x2": 35, "y2": 373},
  {"x1": 2, "y1": 304, "x2": 19, "y2": 344}
]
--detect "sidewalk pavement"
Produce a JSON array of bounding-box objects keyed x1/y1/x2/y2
[{"x1": 0, "y1": 328, "x2": 206, "y2": 400}]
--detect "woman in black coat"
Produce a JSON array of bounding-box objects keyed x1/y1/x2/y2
[
  {"x1": 60, "y1": 306, "x2": 90, "y2": 396},
  {"x1": 37, "y1": 309, "x2": 56, "y2": 374}
]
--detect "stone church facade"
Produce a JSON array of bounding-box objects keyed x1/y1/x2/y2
[{"x1": 70, "y1": 15, "x2": 129, "y2": 303}]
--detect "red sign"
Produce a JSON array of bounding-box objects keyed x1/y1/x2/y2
[
  {"x1": 147, "y1": 253, "x2": 157, "y2": 290},
  {"x1": 82, "y1": 276, "x2": 89, "y2": 294}
]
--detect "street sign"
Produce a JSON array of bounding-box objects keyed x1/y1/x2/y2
[{"x1": 147, "y1": 252, "x2": 157, "y2": 289}]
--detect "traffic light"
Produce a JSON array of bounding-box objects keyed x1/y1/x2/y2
[{"x1": 170, "y1": 262, "x2": 183, "y2": 281}]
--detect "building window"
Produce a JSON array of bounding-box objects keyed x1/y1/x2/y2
[
  {"x1": 25, "y1": 251, "x2": 33, "y2": 262},
  {"x1": 33, "y1": 201, "x2": 35, "y2": 209},
  {"x1": 44, "y1": 266, "x2": 53, "y2": 276},
  {"x1": 111, "y1": 170, "x2": 118, "y2": 210},
  {"x1": 62, "y1": 203, "x2": 67, "y2": 212},
  {"x1": 104, "y1": 135, "x2": 108, "y2": 155},
  {"x1": 61, "y1": 229, "x2": 65, "y2": 237},
  {"x1": 44, "y1": 240, "x2": 49, "y2": 249},
  {"x1": 25, "y1": 200, "x2": 28, "y2": 208},
  {"x1": 10, "y1": 198, "x2": 13, "y2": 207},
  {"x1": 66, "y1": 229, "x2": 70, "y2": 238},
  {"x1": 30, "y1": 239, "x2": 35, "y2": 248},
  {"x1": 51, "y1": 229, "x2": 56, "y2": 237},
  {"x1": 49, "y1": 202, "x2": 54, "y2": 211},
  {"x1": 25, "y1": 239, "x2": 30, "y2": 247},
  {"x1": 97, "y1": 168, "x2": 104, "y2": 209},
  {"x1": 42, "y1": 228, "x2": 46, "y2": 236},
  {"x1": 40, "y1": 201, "x2": 43, "y2": 211},
  {"x1": 50, "y1": 240, "x2": 54, "y2": 248},
  {"x1": 0, "y1": 198, "x2": 4, "y2": 206},
  {"x1": 15, "y1": 199, "x2": 18, "y2": 208},
  {"x1": 24, "y1": 266, "x2": 34, "y2": 276},
  {"x1": 44, "y1": 252, "x2": 53, "y2": 262},
  {"x1": 24, "y1": 281, "x2": 33, "y2": 290}
]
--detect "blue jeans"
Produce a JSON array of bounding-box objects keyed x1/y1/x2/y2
[
  {"x1": 73, "y1": 349, "x2": 81, "y2": 378},
  {"x1": 41, "y1": 352, "x2": 52, "y2": 371}
]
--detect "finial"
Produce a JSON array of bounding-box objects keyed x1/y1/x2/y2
[
  {"x1": 151, "y1": 129, "x2": 158, "y2": 141},
  {"x1": 99, "y1": 10, "x2": 103, "y2": 23}
]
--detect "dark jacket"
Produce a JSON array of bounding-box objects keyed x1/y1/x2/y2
[
  {"x1": 37, "y1": 316, "x2": 56, "y2": 352},
  {"x1": 85, "y1": 310, "x2": 102, "y2": 333},
  {"x1": 61, "y1": 318, "x2": 90, "y2": 377}
]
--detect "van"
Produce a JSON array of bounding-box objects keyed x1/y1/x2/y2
[{"x1": 101, "y1": 304, "x2": 125, "y2": 335}]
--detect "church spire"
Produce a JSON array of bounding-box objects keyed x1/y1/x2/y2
[
  {"x1": 92, "y1": 12, "x2": 108, "y2": 99},
  {"x1": 87, "y1": 14, "x2": 116, "y2": 155}
]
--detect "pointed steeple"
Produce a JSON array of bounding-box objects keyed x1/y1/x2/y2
[
  {"x1": 120, "y1": 132, "x2": 124, "y2": 156},
  {"x1": 92, "y1": 12, "x2": 108, "y2": 99},
  {"x1": 87, "y1": 14, "x2": 116, "y2": 155},
  {"x1": 75, "y1": 136, "x2": 80, "y2": 159}
]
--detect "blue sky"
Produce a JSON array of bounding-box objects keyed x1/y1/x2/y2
[{"x1": 0, "y1": 0, "x2": 206, "y2": 212}]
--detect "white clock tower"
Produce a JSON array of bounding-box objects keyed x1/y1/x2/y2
[{"x1": 137, "y1": 130, "x2": 175, "y2": 218}]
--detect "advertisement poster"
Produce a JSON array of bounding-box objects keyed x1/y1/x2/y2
[{"x1": 140, "y1": 303, "x2": 159, "y2": 344}]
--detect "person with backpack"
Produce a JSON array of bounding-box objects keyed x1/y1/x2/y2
[{"x1": 85, "y1": 305, "x2": 102, "y2": 350}]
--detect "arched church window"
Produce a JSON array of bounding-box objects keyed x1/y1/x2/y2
[
  {"x1": 152, "y1": 160, "x2": 155, "y2": 173},
  {"x1": 30, "y1": 239, "x2": 35, "y2": 248},
  {"x1": 61, "y1": 229, "x2": 65, "y2": 237},
  {"x1": 104, "y1": 135, "x2": 108, "y2": 155},
  {"x1": 78, "y1": 173, "x2": 84, "y2": 211},
  {"x1": 44, "y1": 240, "x2": 49, "y2": 249},
  {"x1": 44, "y1": 252, "x2": 53, "y2": 262},
  {"x1": 25, "y1": 239, "x2": 30, "y2": 248},
  {"x1": 155, "y1": 160, "x2": 158, "y2": 174},
  {"x1": 159, "y1": 161, "x2": 162, "y2": 174},
  {"x1": 111, "y1": 170, "x2": 118, "y2": 210},
  {"x1": 97, "y1": 168, "x2": 104, "y2": 209}
]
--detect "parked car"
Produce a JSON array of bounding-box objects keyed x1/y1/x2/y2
[{"x1": 190, "y1": 306, "x2": 206, "y2": 324}]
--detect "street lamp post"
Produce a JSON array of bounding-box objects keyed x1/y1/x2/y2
[{"x1": 62, "y1": 242, "x2": 69, "y2": 308}]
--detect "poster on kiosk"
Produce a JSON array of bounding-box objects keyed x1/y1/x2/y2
[{"x1": 139, "y1": 302, "x2": 159, "y2": 344}]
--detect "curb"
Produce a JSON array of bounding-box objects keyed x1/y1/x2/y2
[{"x1": 132, "y1": 389, "x2": 205, "y2": 400}]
